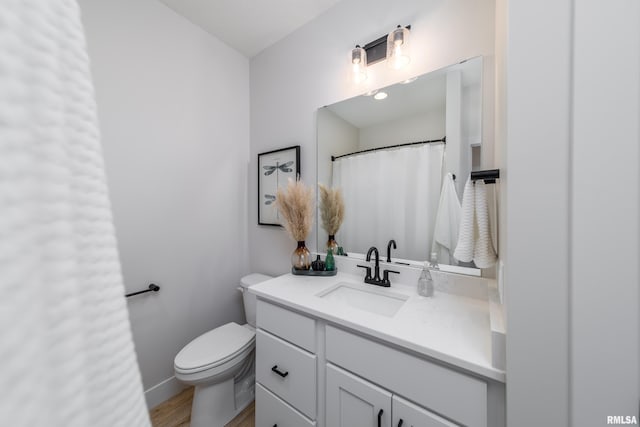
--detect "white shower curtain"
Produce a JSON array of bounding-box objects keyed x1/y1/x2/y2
[
  {"x1": 0, "y1": 2, "x2": 150, "y2": 426},
  {"x1": 333, "y1": 144, "x2": 444, "y2": 261}
]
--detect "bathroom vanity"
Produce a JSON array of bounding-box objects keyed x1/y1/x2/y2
[{"x1": 249, "y1": 271, "x2": 505, "y2": 427}]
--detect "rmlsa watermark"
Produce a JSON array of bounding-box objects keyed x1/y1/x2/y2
[{"x1": 607, "y1": 415, "x2": 638, "y2": 425}]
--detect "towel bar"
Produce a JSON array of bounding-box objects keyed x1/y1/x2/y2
[
  {"x1": 470, "y1": 169, "x2": 500, "y2": 184},
  {"x1": 125, "y1": 284, "x2": 160, "y2": 298}
]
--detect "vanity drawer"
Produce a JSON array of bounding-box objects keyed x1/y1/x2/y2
[
  {"x1": 256, "y1": 329, "x2": 317, "y2": 419},
  {"x1": 325, "y1": 325, "x2": 487, "y2": 427},
  {"x1": 257, "y1": 300, "x2": 316, "y2": 352},
  {"x1": 256, "y1": 383, "x2": 316, "y2": 427}
]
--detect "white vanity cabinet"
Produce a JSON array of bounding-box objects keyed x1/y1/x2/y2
[
  {"x1": 254, "y1": 298, "x2": 505, "y2": 427},
  {"x1": 255, "y1": 300, "x2": 318, "y2": 426}
]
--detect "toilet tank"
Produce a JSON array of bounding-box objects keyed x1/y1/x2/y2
[{"x1": 239, "y1": 273, "x2": 272, "y2": 327}]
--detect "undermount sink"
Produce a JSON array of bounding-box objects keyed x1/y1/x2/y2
[{"x1": 316, "y1": 282, "x2": 409, "y2": 317}]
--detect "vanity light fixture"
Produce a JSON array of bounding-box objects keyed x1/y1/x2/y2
[
  {"x1": 350, "y1": 25, "x2": 411, "y2": 83},
  {"x1": 351, "y1": 45, "x2": 367, "y2": 84},
  {"x1": 387, "y1": 25, "x2": 411, "y2": 69}
]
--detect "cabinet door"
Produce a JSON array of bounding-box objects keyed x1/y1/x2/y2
[
  {"x1": 326, "y1": 364, "x2": 391, "y2": 427},
  {"x1": 392, "y1": 395, "x2": 459, "y2": 427}
]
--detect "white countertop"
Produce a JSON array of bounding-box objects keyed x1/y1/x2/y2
[{"x1": 249, "y1": 271, "x2": 506, "y2": 382}]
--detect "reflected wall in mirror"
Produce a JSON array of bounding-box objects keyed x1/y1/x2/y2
[{"x1": 317, "y1": 56, "x2": 483, "y2": 271}]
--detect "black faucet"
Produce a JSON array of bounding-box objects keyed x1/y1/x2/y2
[
  {"x1": 366, "y1": 246, "x2": 381, "y2": 283},
  {"x1": 386, "y1": 239, "x2": 396, "y2": 262},
  {"x1": 357, "y1": 246, "x2": 400, "y2": 287}
]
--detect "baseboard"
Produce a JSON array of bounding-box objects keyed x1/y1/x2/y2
[{"x1": 145, "y1": 376, "x2": 188, "y2": 410}]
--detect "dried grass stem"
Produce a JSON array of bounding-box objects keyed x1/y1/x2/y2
[
  {"x1": 318, "y1": 184, "x2": 345, "y2": 236},
  {"x1": 275, "y1": 179, "x2": 315, "y2": 242}
]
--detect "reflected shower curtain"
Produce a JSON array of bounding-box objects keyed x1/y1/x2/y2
[
  {"x1": 333, "y1": 144, "x2": 444, "y2": 261},
  {"x1": 0, "y1": 2, "x2": 149, "y2": 426}
]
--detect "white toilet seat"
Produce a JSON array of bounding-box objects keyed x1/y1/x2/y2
[{"x1": 174, "y1": 322, "x2": 255, "y2": 384}]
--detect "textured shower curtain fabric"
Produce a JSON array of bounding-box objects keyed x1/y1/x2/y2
[
  {"x1": 333, "y1": 144, "x2": 443, "y2": 260},
  {"x1": 0, "y1": 2, "x2": 150, "y2": 426}
]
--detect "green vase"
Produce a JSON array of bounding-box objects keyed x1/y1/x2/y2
[{"x1": 325, "y1": 248, "x2": 335, "y2": 271}]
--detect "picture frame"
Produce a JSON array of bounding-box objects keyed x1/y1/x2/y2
[{"x1": 258, "y1": 145, "x2": 300, "y2": 226}]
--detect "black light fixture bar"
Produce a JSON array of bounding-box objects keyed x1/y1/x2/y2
[{"x1": 361, "y1": 25, "x2": 411, "y2": 65}]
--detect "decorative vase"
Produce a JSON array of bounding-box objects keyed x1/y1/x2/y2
[
  {"x1": 291, "y1": 241, "x2": 311, "y2": 270},
  {"x1": 311, "y1": 255, "x2": 325, "y2": 271},
  {"x1": 325, "y1": 248, "x2": 335, "y2": 271},
  {"x1": 327, "y1": 235, "x2": 339, "y2": 253}
]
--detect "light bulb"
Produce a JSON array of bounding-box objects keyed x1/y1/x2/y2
[
  {"x1": 387, "y1": 26, "x2": 411, "y2": 70},
  {"x1": 351, "y1": 45, "x2": 367, "y2": 83}
]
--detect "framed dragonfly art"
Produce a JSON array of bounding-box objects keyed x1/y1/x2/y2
[{"x1": 258, "y1": 145, "x2": 300, "y2": 226}]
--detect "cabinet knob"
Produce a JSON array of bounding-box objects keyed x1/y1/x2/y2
[
  {"x1": 378, "y1": 409, "x2": 384, "y2": 427},
  {"x1": 398, "y1": 420, "x2": 404, "y2": 427}
]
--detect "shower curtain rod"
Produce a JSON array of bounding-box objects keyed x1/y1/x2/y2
[{"x1": 330, "y1": 136, "x2": 446, "y2": 162}]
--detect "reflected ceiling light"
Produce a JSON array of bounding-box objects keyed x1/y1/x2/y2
[
  {"x1": 373, "y1": 91, "x2": 388, "y2": 100},
  {"x1": 351, "y1": 45, "x2": 367, "y2": 84},
  {"x1": 401, "y1": 76, "x2": 418, "y2": 84},
  {"x1": 387, "y1": 25, "x2": 411, "y2": 70}
]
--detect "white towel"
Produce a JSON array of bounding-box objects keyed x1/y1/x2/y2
[
  {"x1": 0, "y1": 2, "x2": 150, "y2": 426},
  {"x1": 453, "y1": 178, "x2": 498, "y2": 268},
  {"x1": 432, "y1": 173, "x2": 461, "y2": 264},
  {"x1": 454, "y1": 178, "x2": 476, "y2": 262},
  {"x1": 473, "y1": 180, "x2": 497, "y2": 268}
]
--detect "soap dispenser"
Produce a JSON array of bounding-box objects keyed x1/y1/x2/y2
[
  {"x1": 417, "y1": 261, "x2": 434, "y2": 297},
  {"x1": 429, "y1": 252, "x2": 440, "y2": 270}
]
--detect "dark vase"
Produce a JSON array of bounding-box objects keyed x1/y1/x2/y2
[
  {"x1": 291, "y1": 241, "x2": 311, "y2": 270},
  {"x1": 311, "y1": 255, "x2": 326, "y2": 271}
]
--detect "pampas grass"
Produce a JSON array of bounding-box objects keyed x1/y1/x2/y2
[
  {"x1": 275, "y1": 178, "x2": 315, "y2": 242},
  {"x1": 318, "y1": 184, "x2": 345, "y2": 236}
]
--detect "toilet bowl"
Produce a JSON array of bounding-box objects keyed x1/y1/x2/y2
[{"x1": 174, "y1": 273, "x2": 272, "y2": 427}]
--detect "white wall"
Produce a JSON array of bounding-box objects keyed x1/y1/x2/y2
[
  {"x1": 317, "y1": 108, "x2": 359, "y2": 187},
  {"x1": 317, "y1": 109, "x2": 358, "y2": 248},
  {"x1": 462, "y1": 83, "x2": 482, "y2": 146},
  {"x1": 570, "y1": 0, "x2": 639, "y2": 424},
  {"x1": 358, "y1": 110, "x2": 445, "y2": 150},
  {"x1": 249, "y1": 0, "x2": 496, "y2": 276},
  {"x1": 504, "y1": 2, "x2": 572, "y2": 425},
  {"x1": 502, "y1": 0, "x2": 640, "y2": 425},
  {"x1": 79, "y1": 0, "x2": 250, "y2": 408}
]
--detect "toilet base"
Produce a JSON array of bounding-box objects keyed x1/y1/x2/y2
[{"x1": 190, "y1": 378, "x2": 248, "y2": 427}]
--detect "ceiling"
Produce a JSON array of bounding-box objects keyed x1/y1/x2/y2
[
  {"x1": 326, "y1": 57, "x2": 482, "y2": 128},
  {"x1": 328, "y1": 74, "x2": 447, "y2": 129},
  {"x1": 158, "y1": 0, "x2": 343, "y2": 57}
]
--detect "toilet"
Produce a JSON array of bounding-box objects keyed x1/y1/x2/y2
[{"x1": 174, "y1": 273, "x2": 272, "y2": 427}]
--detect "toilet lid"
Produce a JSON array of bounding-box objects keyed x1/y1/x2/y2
[{"x1": 174, "y1": 322, "x2": 255, "y2": 372}]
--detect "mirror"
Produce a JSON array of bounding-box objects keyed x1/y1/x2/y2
[{"x1": 316, "y1": 57, "x2": 483, "y2": 272}]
